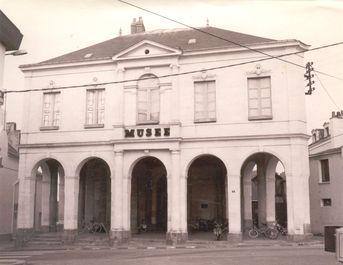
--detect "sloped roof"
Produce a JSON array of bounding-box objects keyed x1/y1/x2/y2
[{"x1": 21, "y1": 27, "x2": 276, "y2": 68}]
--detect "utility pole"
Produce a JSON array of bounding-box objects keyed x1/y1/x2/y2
[{"x1": 305, "y1": 62, "x2": 315, "y2": 95}]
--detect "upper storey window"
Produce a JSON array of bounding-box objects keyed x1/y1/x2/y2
[
  {"x1": 41, "y1": 92, "x2": 60, "y2": 130},
  {"x1": 194, "y1": 80, "x2": 216, "y2": 123},
  {"x1": 247, "y1": 76, "x2": 272, "y2": 120},
  {"x1": 137, "y1": 74, "x2": 160, "y2": 124},
  {"x1": 85, "y1": 89, "x2": 105, "y2": 127}
]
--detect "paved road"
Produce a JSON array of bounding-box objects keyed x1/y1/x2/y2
[{"x1": 26, "y1": 246, "x2": 339, "y2": 265}]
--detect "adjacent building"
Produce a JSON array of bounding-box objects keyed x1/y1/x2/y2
[
  {"x1": 17, "y1": 18, "x2": 311, "y2": 245},
  {"x1": 309, "y1": 111, "x2": 343, "y2": 235},
  {"x1": 0, "y1": 10, "x2": 23, "y2": 241}
]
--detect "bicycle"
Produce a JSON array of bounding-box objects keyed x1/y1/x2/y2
[
  {"x1": 213, "y1": 222, "x2": 228, "y2": 241},
  {"x1": 248, "y1": 223, "x2": 278, "y2": 239}
]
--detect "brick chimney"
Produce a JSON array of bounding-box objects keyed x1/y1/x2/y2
[{"x1": 131, "y1": 17, "x2": 145, "y2": 34}]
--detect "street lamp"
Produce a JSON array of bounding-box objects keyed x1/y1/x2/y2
[{"x1": 4, "y1": 49, "x2": 27, "y2": 56}]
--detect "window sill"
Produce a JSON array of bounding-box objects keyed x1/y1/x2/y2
[
  {"x1": 194, "y1": 119, "x2": 216, "y2": 124},
  {"x1": 40, "y1": 126, "x2": 59, "y2": 131},
  {"x1": 136, "y1": 121, "x2": 159, "y2": 125},
  {"x1": 248, "y1": 116, "x2": 273, "y2": 121},
  {"x1": 319, "y1": 181, "x2": 330, "y2": 185},
  {"x1": 84, "y1": 124, "x2": 104, "y2": 129}
]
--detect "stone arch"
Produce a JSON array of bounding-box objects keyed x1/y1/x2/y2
[
  {"x1": 29, "y1": 158, "x2": 65, "y2": 233},
  {"x1": 187, "y1": 154, "x2": 228, "y2": 238},
  {"x1": 77, "y1": 157, "x2": 112, "y2": 230},
  {"x1": 130, "y1": 156, "x2": 168, "y2": 234},
  {"x1": 240, "y1": 151, "x2": 287, "y2": 234},
  {"x1": 183, "y1": 152, "x2": 230, "y2": 180},
  {"x1": 127, "y1": 154, "x2": 169, "y2": 180},
  {"x1": 75, "y1": 155, "x2": 113, "y2": 179}
]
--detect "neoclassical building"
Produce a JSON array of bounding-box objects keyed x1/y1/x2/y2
[{"x1": 17, "y1": 18, "x2": 311, "y2": 245}]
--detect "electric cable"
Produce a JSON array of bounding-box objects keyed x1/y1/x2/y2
[{"x1": 118, "y1": 0, "x2": 343, "y2": 81}]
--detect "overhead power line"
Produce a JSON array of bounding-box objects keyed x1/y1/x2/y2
[
  {"x1": 118, "y1": 0, "x2": 343, "y2": 81},
  {"x1": 4, "y1": 41, "x2": 343, "y2": 94},
  {"x1": 314, "y1": 71, "x2": 340, "y2": 109}
]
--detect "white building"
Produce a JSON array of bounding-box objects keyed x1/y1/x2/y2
[
  {"x1": 0, "y1": 10, "x2": 22, "y2": 241},
  {"x1": 309, "y1": 111, "x2": 343, "y2": 235},
  {"x1": 16, "y1": 18, "x2": 311, "y2": 245}
]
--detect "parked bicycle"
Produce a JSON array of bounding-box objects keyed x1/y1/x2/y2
[
  {"x1": 213, "y1": 222, "x2": 227, "y2": 241},
  {"x1": 275, "y1": 222, "x2": 287, "y2": 236},
  {"x1": 248, "y1": 223, "x2": 278, "y2": 239},
  {"x1": 80, "y1": 220, "x2": 107, "y2": 234}
]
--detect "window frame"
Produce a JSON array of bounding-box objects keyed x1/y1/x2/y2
[
  {"x1": 194, "y1": 80, "x2": 217, "y2": 123},
  {"x1": 247, "y1": 76, "x2": 273, "y2": 121},
  {"x1": 84, "y1": 88, "x2": 105, "y2": 128},
  {"x1": 136, "y1": 74, "x2": 160, "y2": 125},
  {"x1": 40, "y1": 91, "x2": 61, "y2": 131},
  {"x1": 319, "y1": 159, "x2": 330, "y2": 183},
  {"x1": 321, "y1": 198, "x2": 332, "y2": 207}
]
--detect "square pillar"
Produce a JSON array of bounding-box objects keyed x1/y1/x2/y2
[
  {"x1": 228, "y1": 174, "x2": 242, "y2": 241},
  {"x1": 286, "y1": 141, "x2": 312, "y2": 240},
  {"x1": 63, "y1": 176, "x2": 79, "y2": 244},
  {"x1": 16, "y1": 177, "x2": 36, "y2": 247},
  {"x1": 110, "y1": 150, "x2": 130, "y2": 243},
  {"x1": 166, "y1": 149, "x2": 187, "y2": 245}
]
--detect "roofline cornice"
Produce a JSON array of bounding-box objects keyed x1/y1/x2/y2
[{"x1": 20, "y1": 39, "x2": 309, "y2": 72}]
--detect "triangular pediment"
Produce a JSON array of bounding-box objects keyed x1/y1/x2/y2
[{"x1": 112, "y1": 40, "x2": 181, "y2": 61}]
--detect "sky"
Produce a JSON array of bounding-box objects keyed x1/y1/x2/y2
[{"x1": 1, "y1": 0, "x2": 343, "y2": 132}]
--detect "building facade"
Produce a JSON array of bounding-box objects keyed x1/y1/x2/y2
[
  {"x1": 0, "y1": 10, "x2": 23, "y2": 241},
  {"x1": 17, "y1": 19, "x2": 311, "y2": 245},
  {"x1": 309, "y1": 111, "x2": 343, "y2": 235}
]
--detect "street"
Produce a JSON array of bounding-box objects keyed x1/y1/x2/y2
[{"x1": 24, "y1": 246, "x2": 339, "y2": 265}]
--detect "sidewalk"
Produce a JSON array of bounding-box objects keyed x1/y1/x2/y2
[{"x1": 0, "y1": 234, "x2": 324, "y2": 252}]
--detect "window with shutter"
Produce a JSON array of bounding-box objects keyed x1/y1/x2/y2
[
  {"x1": 85, "y1": 89, "x2": 105, "y2": 127},
  {"x1": 247, "y1": 76, "x2": 272, "y2": 120},
  {"x1": 137, "y1": 74, "x2": 160, "y2": 124},
  {"x1": 194, "y1": 81, "x2": 216, "y2": 123},
  {"x1": 41, "y1": 92, "x2": 61, "y2": 129}
]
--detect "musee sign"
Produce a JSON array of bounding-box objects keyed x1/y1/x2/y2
[{"x1": 124, "y1": 127, "x2": 170, "y2": 138}]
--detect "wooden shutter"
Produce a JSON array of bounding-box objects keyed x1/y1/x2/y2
[
  {"x1": 52, "y1": 93, "x2": 60, "y2": 126},
  {"x1": 42, "y1": 93, "x2": 52, "y2": 126},
  {"x1": 150, "y1": 87, "x2": 160, "y2": 121},
  {"x1": 86, "y1": 90, "x2": 95, "y2": 124},
  {"x1": 248, "y1": 77, "x2": 272, "y2": 119},
  {"x1": 206, "y1": 81, "x2": 216, "y2": 120},
  {"x1": 97, "y1": 90, "x2": 105, "y2": 124},
  {"x1": 137, "y1": 88, "x2": 148, "y2": 122},
  {"x1": 194, "y1": 82, "x2": 206, "y2": 121}
]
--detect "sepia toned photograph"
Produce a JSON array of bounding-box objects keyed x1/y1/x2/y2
[{"x1": 0, "y1": 0, "x2": 343, "y2": 264}]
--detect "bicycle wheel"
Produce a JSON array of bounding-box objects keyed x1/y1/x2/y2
[
  {"x1": 248, "y1": 228, "x2": 259, "y2": 239},
  {"x1": 92, "y1": 223, "x2": 101, "y2": 233},
  {"x1": 267, "y1": 228, "x2": 278, "y2": 239}
]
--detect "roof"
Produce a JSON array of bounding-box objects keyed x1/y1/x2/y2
[
  {"x1": 21, "y1": 26, "x2": 277, "y2": 68},
  {"x1": 309, "y1": 146, "x2": 342, "y2": 158},
  {"x1": 0, "y1": 10, "x2": 23, "y2": 51}
]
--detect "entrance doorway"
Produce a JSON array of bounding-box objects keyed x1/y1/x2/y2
[
  {"x1": 78, "y1": 158, "x2": 111, "y2": 231},
  {"x1": 187, "y1": 155, "x2": 227, "y2": 240},
  {"x1": 241, "y1": 152, "x2": 287, "y2": 234},
  {"x1": 32, "y1": 159, "x2": 65, "y2": 232},
  {"x1": 131, "y1": 157, "x2": 167, "y2": 234}
]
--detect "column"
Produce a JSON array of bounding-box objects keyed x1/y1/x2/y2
[
  {"x1": 111, "y1": 150, "x2": 130, "y2": 243},
  {"x1": 257, "y1": 159, "x2": 266, "y2": 226},
  {"x1": 242, "y1": 162, "x2": 255, "y2": 230},
  {"x1": 166, "y1": 149, "x2": 187, "y2": 245},
  {"x1": 228, "y1": 173, "x2": 242, "y2": 241},
  {"x1": 40, "y1": 179, "x2": 51, "y2": 232},
  {"x1": 63, "y1": 176, "x2": 79, "y2": 243},
  {"x1": 286, "y1": 140, "x2": 312, "y2": 240},
  {"x1": 16, "y1": 176, "x2": 36, "y2": 247},
  {"x1": 266, "y1": 157, "x2": 278, "y2": 226},
  {"x1": 58, "y1": 176, "x2": 65, "y2": 231}
]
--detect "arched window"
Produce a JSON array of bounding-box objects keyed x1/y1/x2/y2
[{"x1": 137, "y1": 74, "x2": 160, "y2": 124}]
